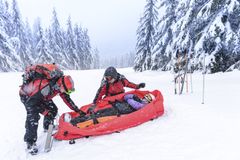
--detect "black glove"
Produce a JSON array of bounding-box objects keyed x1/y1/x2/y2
[
  {"x1": 78, "y1": 110, "x2": 86, "y2": 116},
  {"x1": 138, "y1": 83, "x2": 145, "y2": 88},
  {"x1": 87, "y1": 104, "x2": 97, "y2": 114},
  {"x1": 73, "y1": 106, "x2": 86, "y2": 116}
]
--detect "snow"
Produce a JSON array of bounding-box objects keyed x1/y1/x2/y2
[{"x1": 0, "y1": 68, "x2": 240, "y2": 160}]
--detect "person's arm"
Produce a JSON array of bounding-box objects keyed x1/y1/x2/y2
[
  {"x1": 60, "y1": 93, "x2": 81, "y2": 112},
  {"x1": 122, "y1": 78, "x2": 139, "y2": 89},
  {"x1": 93, "y1": 84, "x2": 107, "y2": 104},
  {"x1": 126, "y1": 99, "x2": 145, "y2": 110},
  {"x1": 120, "y1": 74, "x2": 145, "y2": 89},
  {"x1": 124, "y1": 94, "x2": 134, "y2": 101}
]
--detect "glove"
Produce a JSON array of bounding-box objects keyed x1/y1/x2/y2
[
  {"x1": 78, "y1": 110, "x2": 86, "y2": 116},
  {"x1": 138, "y1": 83, "x2": 145, "y2": 89},
  {"x1": 72, "y1": 106, "x2": 86, "y2": 116},
  {"x1": 87, "y1": 104, "x2": 97, "y2": 114}
]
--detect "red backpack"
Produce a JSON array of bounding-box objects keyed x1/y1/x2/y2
[{"x1": 22, "y1": 64, "x2": 63, "y2": 84}]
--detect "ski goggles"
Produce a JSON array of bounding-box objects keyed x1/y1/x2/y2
[
  {"x1": 66, "y1": 88, "x2": 75, "y2": 95},
  {"x1": 144, "y1": 94, "x2": 152, "y2": 103}
]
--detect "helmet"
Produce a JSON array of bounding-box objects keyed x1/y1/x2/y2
[
  {"x1": 104, "y1": 66, "x2": 118, "y2": 80},
  {"x1": 58, "y1": 75, "x2": 75, "y2": 94},
  {"x1": 144, "y1": 93, "x2": 155, "y2": 103}
]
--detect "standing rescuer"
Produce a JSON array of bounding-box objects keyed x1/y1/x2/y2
[{"x1": 19, "y1": 64, "x2": 84, "y2": 155}]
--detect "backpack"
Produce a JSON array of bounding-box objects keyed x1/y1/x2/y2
[{"x1": 22, "y1": 64, "x2": 63, "y2": 84}]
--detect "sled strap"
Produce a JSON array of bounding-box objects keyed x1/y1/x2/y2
[{"x1": 90, "y1": 113, "x2": 99, "y2": 124}]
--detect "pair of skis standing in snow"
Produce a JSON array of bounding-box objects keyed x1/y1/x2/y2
[{"x1": 19, "y1": 64, "x2": 146, "y2": 155}]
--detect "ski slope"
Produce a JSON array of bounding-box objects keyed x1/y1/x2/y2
[{"x1": 0, "y1": 68, "x2": 239, "y2": 160}]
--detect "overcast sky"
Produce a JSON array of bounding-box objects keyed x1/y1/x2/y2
[{"x1": 15, "y1": 0, "x2": 146, "y2": 58}]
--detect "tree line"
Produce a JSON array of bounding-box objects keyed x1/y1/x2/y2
[{"x1": 0, "y1": 0, "x2": 100, "y2": 71}]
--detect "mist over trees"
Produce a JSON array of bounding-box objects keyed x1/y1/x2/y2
[{"x1": 101, "y1": 52, "x2": 135, "y2": 69}]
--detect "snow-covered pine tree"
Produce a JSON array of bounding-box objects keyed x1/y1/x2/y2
[
  {"x1": 92, "y1": 48, "x2": 100, "y2": 69},
  {"x1": 73, "y1": 25, "x2": 93, "y2": 70},
  {"x1": 24, "y1": 19, "x2": 34, "y2": 61},
  {"x1": 81, "y1": 29, "x2": 92, "y2": 69},
  {"x1": 73, "y1": 24, "x2": 84, "y2": 69},
  {"x1": 127, "y1": 52, "x2": 135, "y2": 67},
  {"x1": 49, "y1": 8, "x2": 68, "y2": 68},
  {"x1": 134, "y1": 0, "x2": 158, "y2": 72},
  {"x1": 11, "y1": 0, "x2": 32, "y2": 68},
  {"x1": 226, "y1": 0, "x2": 240, "y2": 71},
  {"x1": 65, "y1": 16, "x2": 78, "y2": 69},
  {"x1": 0, "y1": 0, "x2": 21, "y2": 71},
  {"x1": 142, "y1": 0, "x2": 240, "y2": 73},
  {"x1": 33, "y1": 18, "x2": 54, "y2": 64},
  {"x1": 1, "y1": 0, "x2": 12, "y2": 36},
  {"x1": 192, "y1": 0, "x2": 240, "y2": 73},
  {"x1": 32, "y1": 18, "x2": 42, "y2": 59},
  {"x1": 151, "y1": 0, "x2": 177, "y2": 71},
  {"x1": 0, "y1": 0, "x2": 95, "y2": 71}
]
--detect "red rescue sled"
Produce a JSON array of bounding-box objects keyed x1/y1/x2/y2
[{"x1": 54, "y1": 90, "x2": 164, "y2": 140}]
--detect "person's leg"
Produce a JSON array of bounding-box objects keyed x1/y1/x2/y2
[
  {"x1": 69, "y1": 107, "x2": 116, "y2": 125},
  {"x1": 24, "y1": 104, "x2": 41, "y2": 147},
  {"x1": 42, "y1": 100, "x2": 58, "y2": 130},
  {"x1": 70, "y1": 115, "x2": 91, "y2": 126},
  {"x1": 94, "y1": 107, "x2": 118, "y2": 118},
  {"x1": 113, "y1": 102, "x2": 136, "y2": 114}
]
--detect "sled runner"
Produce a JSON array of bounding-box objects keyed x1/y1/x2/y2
[{"x1": 54, "y1": 90, "x2": 164, "y2": 140}]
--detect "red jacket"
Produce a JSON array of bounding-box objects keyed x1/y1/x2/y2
[
  {"x1": 19, "y1": 79, "x2": 79, "y2": 112},
  {"x1": 93, "y1": 74, "x2": 139, "y2": 104}
]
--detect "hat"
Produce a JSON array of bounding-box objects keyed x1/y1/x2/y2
[
  {"x1": 144, "y1": 93, "x2": 155, "y2": 103},
  {"x1": 104, "y1": 66, "x2": 118, "y2": 79},
  {"x1": 59, "y1": 75, "x2": 75, "y2": 94}
]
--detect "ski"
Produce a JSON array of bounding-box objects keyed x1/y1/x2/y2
[{"x1": 44, "y1": 124, "x2": 54, "y2": 152}]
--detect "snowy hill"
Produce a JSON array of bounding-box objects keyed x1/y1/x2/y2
[{"x1": 0, "y1": 68, "x2": 240, "y2": 160}]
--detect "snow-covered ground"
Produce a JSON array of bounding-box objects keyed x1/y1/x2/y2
[{"x1": 0, "y1": 68, "x2": 240, "y2": 160}]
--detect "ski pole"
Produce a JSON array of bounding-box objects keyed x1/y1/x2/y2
[{"x1": 202, "y1": 52, "x2": 206, "y2": 104}]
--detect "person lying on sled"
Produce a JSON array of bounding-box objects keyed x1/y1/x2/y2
[{"x1": 67, "y1": 93, "x2": 156, "y2": 126}]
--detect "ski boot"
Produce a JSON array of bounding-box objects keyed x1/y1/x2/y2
[{"x1": 27, "y1": 142, "x2": 38, "y2": 155}]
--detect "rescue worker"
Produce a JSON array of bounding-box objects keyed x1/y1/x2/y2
[
  {"x1": 19, "y1": 74, "x2": 84, "y2": 154},
  {"x1": 90, "y1": 66, "x2": 145, "y2": 113}
]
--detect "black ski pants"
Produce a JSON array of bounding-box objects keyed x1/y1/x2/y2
[{"x1": 21, "y1": 95, "x2": 58, "y2": 144}]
